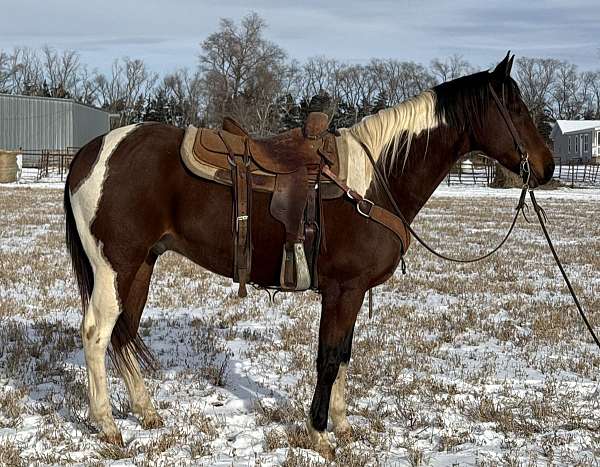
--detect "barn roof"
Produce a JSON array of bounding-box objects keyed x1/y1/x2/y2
[{"x1": 0, "y1": 92, "x2": 111, "y2": 113}]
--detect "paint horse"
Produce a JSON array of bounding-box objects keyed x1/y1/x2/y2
[{"x1": 64, "y1": 54, "x2": 554, "y2": 458}]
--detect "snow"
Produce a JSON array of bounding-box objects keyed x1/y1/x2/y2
[{"x1": 0, "y1": 182, "x2": 599, "y2": 466}]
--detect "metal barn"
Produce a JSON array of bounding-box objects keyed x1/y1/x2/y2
[{"x1": 0, "y1": 93, "x2": 112, "y2": 152}]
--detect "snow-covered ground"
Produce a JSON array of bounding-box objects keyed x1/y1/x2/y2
[{"x1": 0, "y1": 182, "x2": 599, "y2": 466}]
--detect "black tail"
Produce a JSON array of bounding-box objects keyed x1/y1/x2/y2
[{"x1": 64, "y1": 179, "x2": 94, "y2": 313}]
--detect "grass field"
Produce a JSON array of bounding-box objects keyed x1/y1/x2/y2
[{"x1": 0, "y1": 184, "x2": 599, "y2": 466}]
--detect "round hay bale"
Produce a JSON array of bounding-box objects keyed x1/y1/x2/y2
[
  {"x1": 0, "y1": 150, "x2": 18, "y2": 183},
  {"x1": 490, "y1": 163, "x2": 522, "y2": 188}
]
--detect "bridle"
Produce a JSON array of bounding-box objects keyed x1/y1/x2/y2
[
  {"x1": 325, "y1": 81, "x2": 600, "y2": 349},
  {"x1": 487, "y1": 82, "x2": 532, "y2": 188}
]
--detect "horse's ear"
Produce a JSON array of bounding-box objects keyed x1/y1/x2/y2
[
  {"x1": 492, "y1": 51, "x2": 513, "y2": 81},
  {"x1": 507, "y1": 54, "x2": 515, "y2": 76}
]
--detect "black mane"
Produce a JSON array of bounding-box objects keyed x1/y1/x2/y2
[{"x1": 433, "y1": 71, "x2": 520, "y2": 132}]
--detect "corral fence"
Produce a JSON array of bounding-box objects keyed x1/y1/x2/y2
[
  {"x1": 18, "y1": 148, "x2": 79, "y2": 182},
  {"x1": 445, "y1": 155, "x2": 496, "y2": 186},
  {"x1": 10, "y1": 149, "x2": 600, "y2": 188},
  {"x1": 445, "y1": 154, "x2": 600, "y2": 188},
  {"x1": 553, "y1": 157, "x2": 600, "y2": 187}
]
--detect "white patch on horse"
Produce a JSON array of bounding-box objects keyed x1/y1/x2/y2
[
  {"x1": 72, "y1": 124, "x2": 140, "y2": 225},
  {"x1": 336, "y1": 91, "x2": 443, "y2": 195},
  {"x1": 79, "y1": 264, "x2": 122, "y2": 440},
  {"x1": 70, "y1": 124, "x2": 140, "y2": 279},
  {"x1": 329, "y1": 363, "x2": 351, "y2": 434},
  {"x1": 68, "y1": 124, "x2": 140, "y2": 440}
]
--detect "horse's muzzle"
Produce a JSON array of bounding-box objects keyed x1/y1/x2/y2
[
  {"x1": 542, "y1": 159, "x2": 556, "y2": 184},
  {"x1": 530, "y1": 160, "x2": 555, "y2": 188}
]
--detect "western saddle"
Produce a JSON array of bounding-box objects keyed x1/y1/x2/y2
[{"x1": 182, "y1": 112, "x2": 340, "y2": 297}]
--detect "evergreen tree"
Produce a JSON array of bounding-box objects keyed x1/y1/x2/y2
[{"x1": 372, "y1": 90, "x2": 388, "y2": 114}]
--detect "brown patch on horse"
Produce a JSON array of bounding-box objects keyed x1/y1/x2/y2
[{"x1": 67, "y1": 135, "x2": 104, "y2": 194}]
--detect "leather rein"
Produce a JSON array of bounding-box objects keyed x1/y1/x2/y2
[{"x1": 324, "y1": 82, "x2": 600, "y2": 349}]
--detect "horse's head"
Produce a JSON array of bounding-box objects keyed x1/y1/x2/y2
[{"x1": 472, "y1": 53, "x2": 555, "y2": 187}]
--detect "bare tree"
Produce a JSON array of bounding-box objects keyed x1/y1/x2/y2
[
  {"x1": 299, "y1": 57, "x2": 345, "y2": 105},
  {"x1": 163, "y1": 68, "x2": 205, "y2": 126},
  {"x1": 337, "y1": 64, "x2": 378, "y2": 124},
  {"x1": 368, "y1": 59, "x2": 434, "y2": 105},
  {"x1": 1, "y1": 31, "x2": 599, "y2": 137},
  {"x1": 397, "y1": 61, "x2": 436, "y2": 99},
  {"x1": 549, "y1": 61, "x2": 583, "y2": 119},
  {"x1": 199, "y1": 12, "x2": 287, "y2": 132},
  {"x1": 41, "y1": 46, "x2": 81, "y2": 98},
  {"x1": 72, "y1": 66, "x2": 100, "y2": 106},
  {"x1": 580, "y1": 70, "x2": 600, "y2": 119},
  {"x1": 588, "y1": 71, "x2": 600, "y2": 119},
  {"x1": 7, "y1": 47, "x2": 43, "y2": 95},
  {"x1": 0, "y1": 46, "x2": 99, "y2": 103},
  {"x1": 96, "y1": 57, "x2": 158, "y2": 126},
  {"x1": 514, "y1": 57, "x2": 560, "y2": 117},
  {"x1": 430, "y1": 54, "x2": 476, "y2": 83},
  {"x1": 273, "y1": 59, "x2": 305, "y2": 129},
  {"x1": 0, "y1": 50, "x2": 11, "y2": 93}
]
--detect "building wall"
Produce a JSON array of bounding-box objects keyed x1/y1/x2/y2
[
  {"x1": 72, "y1": 102, "x2": 110, "y2": 148},
  {"x1": 593, "y1": 129, "x2": 600, "y2": 159},
  {"x1": 0, "y1": 94, "x2": 110, "y2": 151},
  {"x1": 0, "y1": 94, "x2": 74, "y2": 150},
  {"x1": 553, "y1": 128, "x2": 599, "y2": 163}
]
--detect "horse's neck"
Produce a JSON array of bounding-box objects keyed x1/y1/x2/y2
[{"x1": 372, "y1": 127, "x2": 469, "y2": 223}]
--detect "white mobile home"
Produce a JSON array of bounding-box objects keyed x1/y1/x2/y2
[{"x1": 550, "y1": 120, "x2": 600, "y2": 163}]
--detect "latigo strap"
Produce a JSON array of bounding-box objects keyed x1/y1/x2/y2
[{"x1": 221, "y1": 131, "x2": 252, "y2": 297}]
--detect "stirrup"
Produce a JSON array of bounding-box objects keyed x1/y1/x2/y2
[{"x1": 280, "y1": 243, "x2": 311, "y2": 291}]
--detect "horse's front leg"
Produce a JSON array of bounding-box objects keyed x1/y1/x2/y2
[
  {"x1": 307, "y1": 285, "x2": 364, "y2": 459},
  {"x1": 329, "y1": 323, "x2": 354, "y2": 438}
]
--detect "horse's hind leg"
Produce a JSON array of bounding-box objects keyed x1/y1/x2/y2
[
  {"x1": 112, "y1": 254, "x2": 163, "y2": 429},
  {"x1": 81, "y1": 264, "x2": 123, "y2": 445}
]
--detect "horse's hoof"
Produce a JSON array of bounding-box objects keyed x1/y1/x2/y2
[
  {"x1": 306, "y1": 421, "x2": 336, "y2": 460},
  {"x1": 141, "y1": 413, "x2": 164, "y2": 430},
  {"x1": 334, "y1": 421, "x2": 353, "y2": 442},
  {"x1": 311, "y1": 440, "x2": 335, "y2": 461},
  {"x1": 99, "y1": 430, "x2": 124, "y2": 446}
]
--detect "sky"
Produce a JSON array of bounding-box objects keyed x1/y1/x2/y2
[{"x1": 0, "y1": 0, "x2": 598, "y2": 74}]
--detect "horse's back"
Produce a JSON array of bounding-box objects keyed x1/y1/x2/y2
[{"x1": 68, "y1": 123, "x2": 185, "y2": 193}]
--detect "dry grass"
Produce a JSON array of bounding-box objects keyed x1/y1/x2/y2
[{"x1": 1, "y1": 185, "x2": 599, "y2": 465}]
